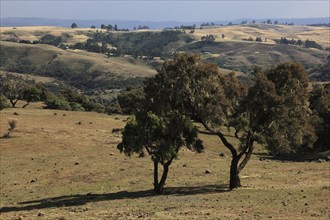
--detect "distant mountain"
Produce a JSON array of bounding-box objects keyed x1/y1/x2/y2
[{"x1": 1, "y1": 17, "x2": 329, "y2": 29}]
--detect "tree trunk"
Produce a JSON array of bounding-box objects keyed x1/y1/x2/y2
[
  {"x1": 154, "y1": 162, "x2": 171, "y2": 194},
  {"x1": 22, "y1": 102, "x2": 30, "y2": 108},
  {"x1": 198, "y1": 119, "x2": 254, "y2": 190},
  {"x1": 229, "y1": 156, "x2": 241, "y2": 189},
  {"x1": 153, "y1": 161, "x2": 159, "y2": 193},
  {"x1": 157, "y1": 164, "x2": 169, "y2": 193},
  {"x1": 10, "y1": 99, "x2": 18, "y2": 108}
]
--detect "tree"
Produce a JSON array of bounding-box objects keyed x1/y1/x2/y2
[
  {"x1": 0, "y1": 74, "x2": 31, "y2": 107},
  {"x1": 246, "y1": 63, "x2": 317, "y2": 155},
  {"x1": 91, "y1": 25, "x2": 96, "y2": 29},
  {"x1": 201, "y1": 34, "x2": 215, "y2": 43},
  {"x1": 71, "y1": 23, "x2": 78, "y2": 29},
  {"x1": 101, "y1": 24, "x2": 106, "y2": 29},
  {"x1": 255, "y1": 37, "x2": 262, "y2": 42},
  {"x1": 118, "y1": 111, "x2": 203, "y2": 194},
  {"x1": 144, "y1": 54, "x2": 251, "y2": 189},
  {"x1": 21, "y1": 86, "x2": 43, "y2": 108}
]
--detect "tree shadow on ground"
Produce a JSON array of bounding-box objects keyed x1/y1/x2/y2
[
  {"x1": 254, "y1": 151, "x2": 330, "y2": 162},
  {"x1": 0, "y1": 184, "x2": 229, "y2": 213}
]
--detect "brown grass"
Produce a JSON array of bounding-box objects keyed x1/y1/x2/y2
[
  {"x1": 0, "y1": 71, "x2": 56, "y2": 83},
  {"x1": 193, "y1": 24, "x2": 330, "y2": 48},
  {"x1": 0, "y1": 106, "x2": 329, "y2": 219},
  {"x1": 1, "y1": 41, "x2": 156, "y2": 78}
]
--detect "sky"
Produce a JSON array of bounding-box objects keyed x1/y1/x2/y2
[{"x1": 1, "y1": 0, "x2": 329, "y2": 22}]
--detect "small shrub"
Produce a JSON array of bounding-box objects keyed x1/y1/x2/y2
[{"x1": 2, "y1": 120, "x2": 17, "y2": 138}]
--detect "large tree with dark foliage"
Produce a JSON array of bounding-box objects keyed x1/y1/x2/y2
[
  {"x1": 246, "y1": 62, "x2": 317, "y2": 155},
  {"x1": 144, "y1": 54, "x2": 250, "y2": 189},
  {"x1": 143, "y1": 54, "x2": 318, "y2": 189}
]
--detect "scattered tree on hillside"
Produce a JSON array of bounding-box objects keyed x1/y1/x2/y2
[
  {"x1": 71, "y1": 23, "x2": 78, "y2": 29},
  {"x1": 201, "y1": 35, "x2": 216, "y2": 43},
  {"x1": 21, "y1": 86, "x2": 43, "y2": 108},
  {"x1": 118, "y1": 111, "x2": 203, "y2": 194},
  {"x1": 0, "y1": 74, "x2": 31, "y2": 107},
  {"x1": 255, "y1": 37, "x2": 263, "y2": 42},
  {"x1": 305, "y1": 39, "x2": 323, "y2": 50}
]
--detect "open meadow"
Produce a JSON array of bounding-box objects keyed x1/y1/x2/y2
[{"x1": 0, "y1": 105, "x2": 329, "y2": 220}]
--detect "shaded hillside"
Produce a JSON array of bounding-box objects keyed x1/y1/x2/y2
[
  {"x1": 0, "y1": 41, "x2": 156, "y2": 91},
  {"x1": 180, "y1": 41, "x2": 329, "y2": 74}
]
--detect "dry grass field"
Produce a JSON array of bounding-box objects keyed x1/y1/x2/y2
[
  {"x1": 193, "y1": 24, "x2": 330, "y2": 48},
  {"x1": 0, "y1": 105, "x2": 329, "y2": 220},
  {"x1": 1, "y1": 25, "x2": 329, "y2": 48}
]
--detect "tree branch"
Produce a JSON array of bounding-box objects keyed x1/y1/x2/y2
[{"x1": 199, "y1": 119, "x2": 237, "y2": 157}]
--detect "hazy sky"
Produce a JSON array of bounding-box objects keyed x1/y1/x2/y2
[{"x1": 1, "y1": 0, "x2": 329, "y2": 21}]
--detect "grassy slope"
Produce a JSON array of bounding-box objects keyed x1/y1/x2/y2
[
  {"x1": 1, "y1": 25, "x2": 329, "y2": 48},
  {"x1": 1, "y1": 25, "x2": 329, "y2": 80},
  {"x1": 0, "y1": 41, "x2": 155, "y2": 78},
  {"x1": 0, "y1": 41, "x2": 156, "y2": 93},
  {"x1": 193, "y1": 24, "x2": 330, "y2": 48},
  {"x1": 0, "y1": 106, "x2": 329, "y2": 219},
  {"x1": 182, "y1": 41, "x2": 329, "y2": 73}
]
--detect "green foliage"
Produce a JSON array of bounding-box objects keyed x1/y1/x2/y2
[
  {"x1": 118, "y1": 110, "x2": 203, "y2": 193},
  {"x1": 144, "y1": 53, "x2": 250, "y2": 189},
  {"x1": 118, "y1": 111, "x2": 203, "y2": 159},
  {"x1": 40, "y1": 35, "x2": 63, "y2": 46},
  {"x1": 91, "y1": 30, "x2": 191, "y2": 57},
  {"x1": 0, "y1": 73, "x2": 34, "y2": 107},
  {"x1": 246, "y1": 62, "x2": 317, "y2": 154},
  {"x1": 117, "y1": 87, "x2": 145, "y2": 114},
  {"x1": 201, "y1": 35, "x2": 216, "y2": 43},
  {"x1": 309, "y1": 83, "x2": 330, "y2": 151},
  {"x1": 44, "y1": 94, "x2": 72, "y2": 111},
  {"x1": 43, "y1": 87, "x2": 105, "y2": 112},
  {"x1": 0, "y1": 95, "x2": 10, "y2": 111}
]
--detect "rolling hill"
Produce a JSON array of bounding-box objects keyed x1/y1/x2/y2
[{"x1": 0, "y1": 24, "x2": 329, "y2": 100}]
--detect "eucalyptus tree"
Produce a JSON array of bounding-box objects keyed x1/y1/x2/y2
[
  {"x1": 144, "y1": 54, "x2": 250, "y2": 189},
  {"x1": 144, "y1": 54, "x2": 316, "y2": 189}
]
